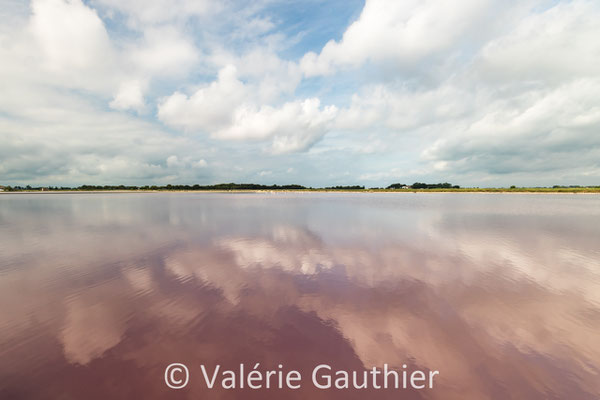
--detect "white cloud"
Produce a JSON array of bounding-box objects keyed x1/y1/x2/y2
[
  {"x1": 336, "y1": 84, "x2": 472, "y2": 132},
  {"x1": 166, "y1": 155, "x2": 208, "y2": 169},
  {"x1": 157, "y1": 65, "x2": 247, "y2": 132},
  {"x1": 158, "y1": 65, "x2": 337, "y2": 153},
  {"x1": 128, "y1": 27, "x2": 201, "y2": 79},
  {"x1": 477, "y1": 1, "x2": 600, "y2": 85},
  {"x1": 300, "y1": 0, "x2": 495, "y2": 77},
  {"x1": 217, "y1": 98, "x2": 338, "y2": 153},
  {"x1": 193, "y1": 159, "x2": 208, "y2": 168},
  {"x1": 28, "y1": 0, "x2": 118, "y2": 92},
  {"x1": 166, "y1": 155, "x2": 179, "y2": 168},
  {"x1": 109, "y1": 79, "x2": 146, "y2": 112},
  {"x1": 422, "y1": 78, "x2": 600, "y2": 173},
  {"x1": 308, "y1": 0, "x2": 600, "y2": 184},
  {"x1": 207, "y1": 46, "x2": 303, "y2": 104},
  {"x1": 234, "y1": 48, "x2": 302, "y2": 102},
  {"x1": 416, "y1": 1, "x2": 600, "y2": 181},
  {"x1": 2, "y1": 0, "x2": 600, "y2": 186},
  {"x1": 0, "y1": 87, "x2": 213, "y2": 185},
  {"x1": 30, "y1": 0, "x2": 114, "y2": 71}
]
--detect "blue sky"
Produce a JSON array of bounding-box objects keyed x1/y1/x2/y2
[{"x1": 1, "y1": 0, "x2": 599, "y2": 187}]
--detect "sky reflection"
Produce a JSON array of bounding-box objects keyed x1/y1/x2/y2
[{"x1": 1, "y1": 193, "x2": 599, "y2": 399}]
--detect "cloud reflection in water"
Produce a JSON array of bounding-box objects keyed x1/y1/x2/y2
[{"x1": 0, "y1": 193, "x2": 599, "y2": 399}]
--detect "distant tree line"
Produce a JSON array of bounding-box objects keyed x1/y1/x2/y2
[
  {"x1": 4, "y1": 183, "x2": 600, "y2": 192},
  {"x1": 1, "y1": 182, "x2": 463, "y2": 191},
  {"x1": 2, "y1": 183, "x2": 365, "y2": 191},
  {"x1": 386, "y1": 182, "x2": 460, "y2": 189},
  {"x1": 323, "y1": 185, "x2": 365, "y2": 190},
  {"x1": 1, "y1": 183, "x2": 308, "y2": 191},
  {"x1": 154, "y1": 183, "x2": 308, "y2": 190}
]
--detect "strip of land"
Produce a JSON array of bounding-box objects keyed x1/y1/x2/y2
[{"x1": 1, "y1": 183, "x2": 599, "y2": 193}]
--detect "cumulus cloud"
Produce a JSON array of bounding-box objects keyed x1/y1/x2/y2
[
  {"x1": 477, "y1": 1, "x2": 600, "y2": 84},
  {"x1": 28, "y1": 0, "x2": 118, "y2": 92},
  {"x1": 166, "y1": 155, "x2": 207, "y2": 169},
  {"x1": 210, "y1": 47, "x2": 302, "y2": 102},
  {"x1": 0, "y1": 90, "x2": 213, "y2": 185},
  {"x1": 309, "y1": 0, "x2": 600, "y2": 185},
  {"x1": 157, "y1": 65, "x2": 247, "y2": 132},
  {"x1": 301, "y1": 0, "x2": 501, "y2": 77},
  {"x1": 2, "y1": 0, "x2": 600, "y2": 185},
  {"x1": 336, "y1": 84, "x2": 472, "y2": 132},
  {"x1": 422, "y1": 78, "x2": 600, "y2": 175},
  {"x1": 109, "y1": 80, "x2": 146, "y2": 112},
  {"x1": 218, "y1": 98, "x2": 338, "y2": 153},
  {"x1": 158, "y1": 66, "x2": 337, "y2": 153},
  {"x1": 414, "y1": 1, "x2": 600, "y2": 181},
  {"x1": 127, "y1": 27, "x2": 201, "y2": 79},
  {"x1": 30, "y1": 0, "x2": 113, "y2": 71}
]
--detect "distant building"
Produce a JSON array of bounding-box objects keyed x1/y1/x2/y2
[{"x1": 0, "y1": 186, "x2": 5, "y2": 192}]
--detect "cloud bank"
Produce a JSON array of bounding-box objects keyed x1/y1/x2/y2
[{"x1": 1, "y1": 0, "x2": 599, "y2": 186}]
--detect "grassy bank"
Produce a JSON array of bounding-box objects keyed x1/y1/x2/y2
[
  {"x1": 365, "y1": 187, "x2": 600, "y2": 193},
  {"x1": 2, "y1": 187, "x2": 600, "y2": 193}
]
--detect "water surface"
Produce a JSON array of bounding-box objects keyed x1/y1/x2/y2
[{"x1": 1, "y1": 193, "x2": 599, "y2": 399}]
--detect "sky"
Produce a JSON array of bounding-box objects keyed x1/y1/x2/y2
[{"x1": 1, "y1": 0, "x2": 599, "y2": 188}]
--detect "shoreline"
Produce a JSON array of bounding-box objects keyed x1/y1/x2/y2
[{"x1": 2, "y1": 189, "x2": 599, "y2": 195}]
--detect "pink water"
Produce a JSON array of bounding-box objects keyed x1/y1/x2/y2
[{"x1": 1, "y1": 193, "x2": 599, "y2": 399}]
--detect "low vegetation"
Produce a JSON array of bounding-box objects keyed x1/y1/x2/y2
[{"x1": 2, "y1": 183, "x2": 600, "y2": 193}]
